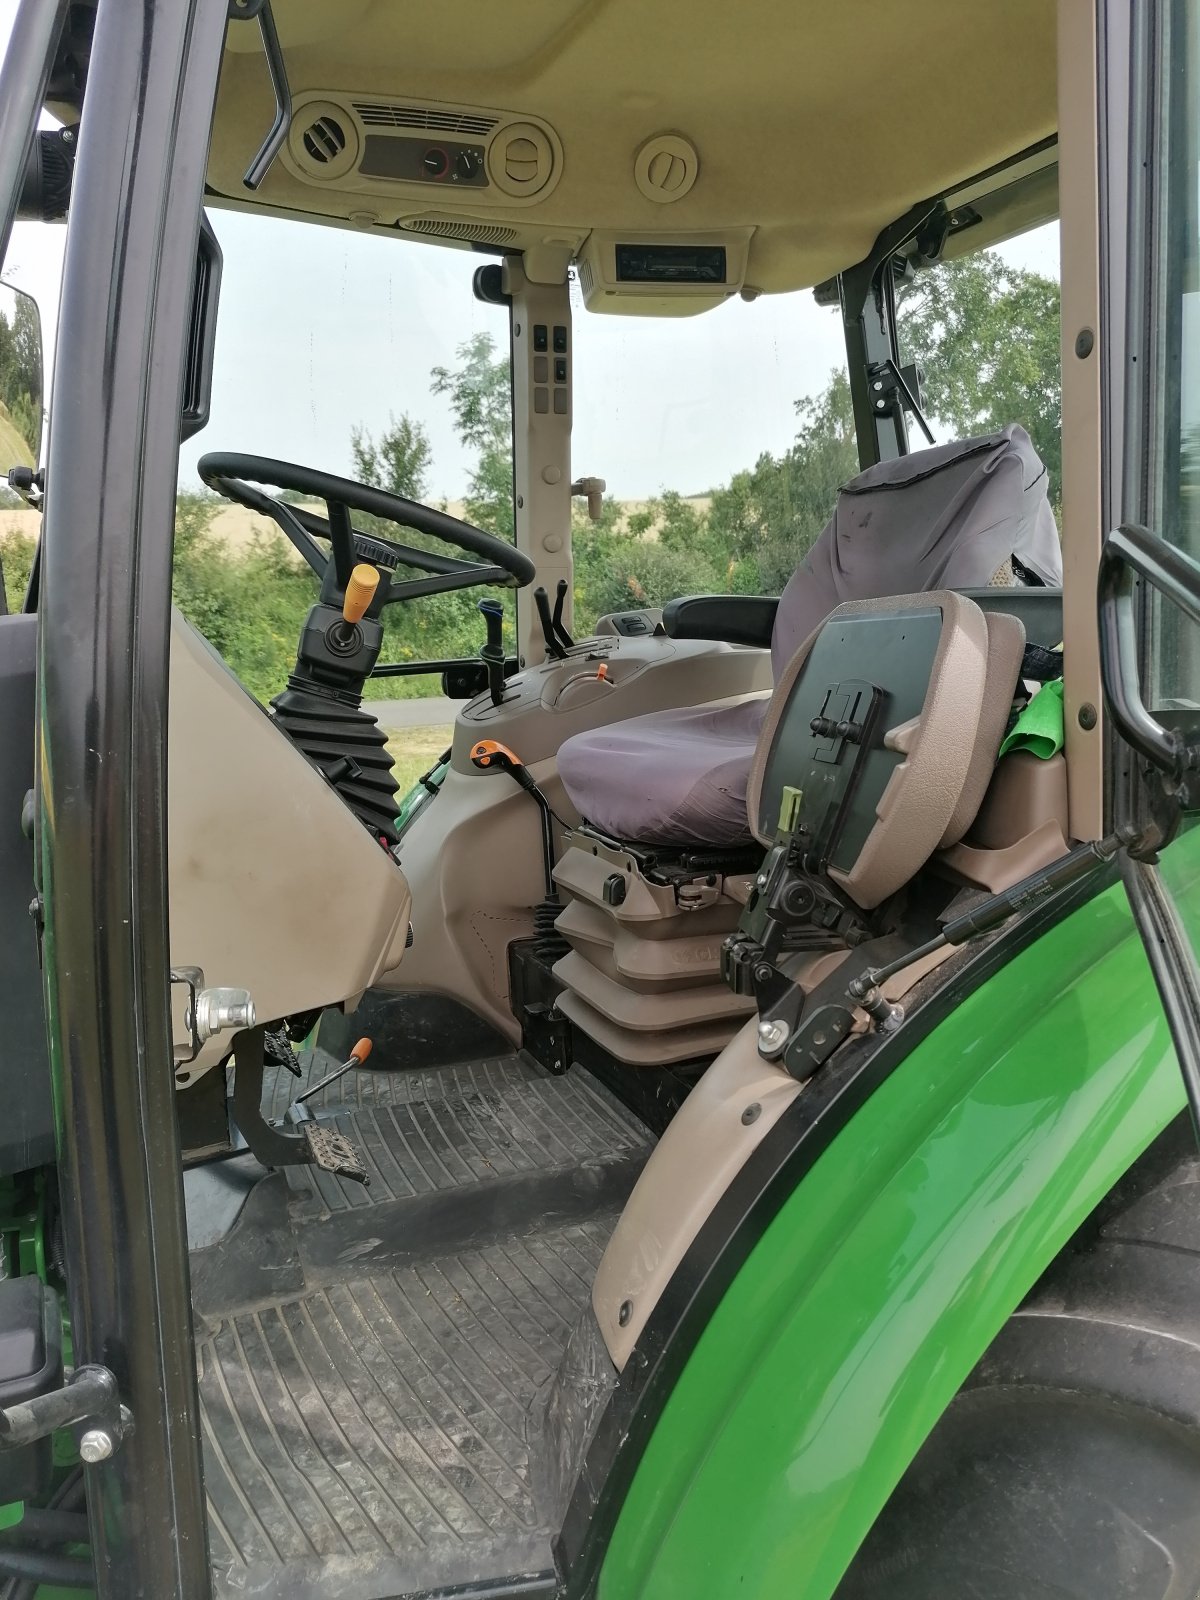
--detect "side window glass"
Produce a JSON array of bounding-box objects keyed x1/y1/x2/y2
[
  {"x1": 1147, "y1": 0, "x2": 1200, "y2": 711},
  {"x1": 897, "y1": 230, "x2": 1063, "y2": 517}
]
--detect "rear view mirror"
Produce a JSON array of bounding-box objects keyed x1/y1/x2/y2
[{"x1": 0, "y1": 282, "x2": 43, "y2": 479}]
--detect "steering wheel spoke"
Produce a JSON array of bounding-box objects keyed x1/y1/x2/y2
[{"x1": 325, "y1": 499, "x2": 357, "y2": 589}]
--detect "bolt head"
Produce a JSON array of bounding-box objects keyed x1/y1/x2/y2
[
  {"x1": 618, "y1": 1299, "x2": 633, "y2": 1327},
  {"x1": 757, "y1": 1018, "x2": 789, "y2": 1053},
  {"x1": 79, "y1": 1428, "x2": 114, "y2": 1464}
]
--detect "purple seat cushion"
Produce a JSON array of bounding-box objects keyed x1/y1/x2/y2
[{"x1": 557, "y1": 696, "x2": 767, "y2": 846}]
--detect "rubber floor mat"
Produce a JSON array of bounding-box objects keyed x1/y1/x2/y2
[{"x1": 193, "y1": 1054, "x2": 653, "y2": 1599}]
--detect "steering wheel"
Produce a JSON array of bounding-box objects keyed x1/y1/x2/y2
[{"x1": 197, "y1": 453, "x2": 535, "y2": 602}]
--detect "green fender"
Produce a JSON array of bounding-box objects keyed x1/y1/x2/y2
[{"x1": 598, "y1": 860, "x2": 1193, "y2": 1599}]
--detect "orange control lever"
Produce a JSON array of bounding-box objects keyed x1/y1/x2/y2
[
  {"x1": 470, "y1": 738, "x2": 525, "y2": 772},
  {"x1": 470, "y1": 738, "x2": 540, "y2": 795},
  {"x1": 293, "y1": 1034, "x2": 374, "y2": 1106},
  {"x1": 343, "y1": 563, "x2": 381, "y2": 624}
]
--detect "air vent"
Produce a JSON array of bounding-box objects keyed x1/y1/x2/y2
[
  {"x1": 287, "y1": 100, "x2": 360, "y2": 179},
  {"x1": 302, "y1": 115, "x2": 346, "y2": 165},
  {"x1": 488, "y1": 122, "x2": 556, "y2": 199},
  {"x1": 403, "y1": 217, "x2": 518, "y2": 245},
  {"x1": 353, "y1": 101, "x2": 499, "y2": 137},
  {"x1": 576, "y1": 257, "x2": 595, "y2": 296}
]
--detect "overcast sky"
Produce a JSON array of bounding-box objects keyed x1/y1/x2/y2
[{"x1": 2, "y1": 17, "x2": 1060, "y2": 502}]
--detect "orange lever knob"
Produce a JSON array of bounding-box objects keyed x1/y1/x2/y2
[
  {"x1": 470, "y1": 738, "x2": 523, "y2": 769},
  {"x1": 349, "y1": 1037, "x2": 372, "y2": 1065},
  {"x1": 343, "y1": 563, "x2": 380, "y2": 625}
]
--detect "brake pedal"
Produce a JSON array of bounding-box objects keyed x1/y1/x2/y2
[{"x1": 302, "y1": 1121, "x2": 369, "y2": 1186}]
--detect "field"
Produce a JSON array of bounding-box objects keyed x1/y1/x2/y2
[{"x1": 383, "y1": 723, "x2": 454, "y2": 795}]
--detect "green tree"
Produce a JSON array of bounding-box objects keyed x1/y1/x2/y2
[
  {"x1": 897, "y1": 252, "x2": 1062, "y2": 503},
  {"x1": 431, "y1": 332, "x2": 514, "y2": 538},
  {"x1": 1, "y1": 529, "x2": 35, "y2": 612},
  {"x1": 351, "y1": 414, "x2": 432, "y2": 500},
  {"x1": 707, "y1": 369, "x2": 858, "y2": 592}
]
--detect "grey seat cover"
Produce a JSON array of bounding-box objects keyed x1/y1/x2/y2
[{"x1": 557, "y1": 425, "x2": 1062, "y2": 846}]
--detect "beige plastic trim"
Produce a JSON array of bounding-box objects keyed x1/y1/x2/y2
[
  {"x1": 168, "y1": 613, "x2": 411, "y2": 1086},
  {"x1": 968, "y1": 750, "x2": 1070, "y2": 850},
  {"x1": 593, "y1": 1019, "x2": 798, "y2": 1365},
  {"x1": 553, "y1": 951, "x2": 752, "y2": 1030},
  {"x1": 505, "y1": 258, "x2": 573, "y2": 668},
  {"x1": 555, "y1": 899, "x2": 740, "y2": 991},
  {"x1": 557, "y1": 990, "x2": 747, "y2": 1066},
  {"x1": 937, "y1": 744, "x2": 1071, "y2": 891},
  {"x1": 1058, "y1": 0, "x2": 1105, "y2": 841},
  {"x1": 938, "y1": 818, "x2": 1070, "y2": 894},
  {"x1": 938, "y1": 611, "x2": 1026, "y2": 847},
  {"x1": 594, "y1": 939, "x2": 955, "y2": 1367}
]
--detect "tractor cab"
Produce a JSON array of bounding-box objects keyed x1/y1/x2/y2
[{"x1": 3, "y1": 2, "x2": 1200, "y2": 1599}]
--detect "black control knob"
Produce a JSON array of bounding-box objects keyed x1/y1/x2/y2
[{"x1": 422, "y1": 146, "x2": 449, "y2": 179}]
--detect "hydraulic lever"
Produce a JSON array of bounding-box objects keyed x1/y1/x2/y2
[
  {"x1": 470, "y1": 739, "x2": 558, "y2": 900},
  {"x1": 478, "y1": 598, "x2": 507, "y2": 706},
  {"x1": 551, "y1": 578, "x2": 575, "y2": 653},
  {"x1": 535, "y1": 587, "x2": 567, "y2": 660}
]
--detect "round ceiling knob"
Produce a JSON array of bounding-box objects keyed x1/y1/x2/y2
[{"x1": 634, "y1": 133, "x2": 699, "y2": 203}]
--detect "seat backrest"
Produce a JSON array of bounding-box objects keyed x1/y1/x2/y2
[{"x1": 771, "y1": 424, "x2": 1062, "y2": 675}]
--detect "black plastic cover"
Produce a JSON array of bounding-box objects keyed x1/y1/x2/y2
[
  {"x1": 755, "y1": 605, "x2": 943, "y2": 857},
  {"x1": 180, "y1": 212, "x2": 222, "y2": 442},
  {"x1": 0, "y1": 1277, "x2": 63, "y2": 1504},
  {"x1": 0, "y1": 615, "x2": 55, "y2": 1175},
  {"x1": 662, "y1": 593, "x2": 778, "y2": 648}
]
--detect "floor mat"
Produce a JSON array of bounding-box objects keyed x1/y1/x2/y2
[{"x1": 192, "y1": 1053, "x2": 652, "y2": 1599}]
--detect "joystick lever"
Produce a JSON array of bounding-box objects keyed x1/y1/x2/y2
[{"x1": 342, "y1": 563, "x2": 380, "y2": 625}]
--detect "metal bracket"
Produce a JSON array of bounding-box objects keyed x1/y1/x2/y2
[
  {"x1": 0, "y1": 1363, "x2": 128, "y2": 1463},
  {"x1": 170, "y1": 967, "x2": 255, "y2": 1064},
  {"x1": 865, "y1": 359, "x2": 935, "y2": 444}
]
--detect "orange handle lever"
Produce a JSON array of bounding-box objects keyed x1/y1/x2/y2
[
  {"x1": 343, "y1": 563, "x2": 381, "y2": 625},
  {"x1": 349, "y1": 1037, "x2": 372, "y2": 1065},
  {"x1": 470, "y1": 738, "x2": 524, "y2": 771}
]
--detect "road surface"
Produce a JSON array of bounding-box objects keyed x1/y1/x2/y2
[{"x1": 369, "y1": 697, "x2": 458, "y2": 729}]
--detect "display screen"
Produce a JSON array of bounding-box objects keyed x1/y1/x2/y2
[{"x1": 614, "y1": 244, "x2": 728, "y2": 284}]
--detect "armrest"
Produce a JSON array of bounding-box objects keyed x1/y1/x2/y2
[{"x1": 661, "y1": 593, "x2": 778, "y2": 648}]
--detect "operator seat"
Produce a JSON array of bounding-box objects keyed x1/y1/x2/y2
[{"x1": 557, "y1": 424, "x2": 1062, "y2": 847}]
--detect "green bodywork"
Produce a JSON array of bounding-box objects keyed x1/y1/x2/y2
[{"x1": 599, "y1": 838, "x2": 1197, "y2": 1599}]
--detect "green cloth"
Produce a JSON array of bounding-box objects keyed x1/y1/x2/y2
[{"x1": 999, "y1": 677, "x2": 1065, "y2": 760}]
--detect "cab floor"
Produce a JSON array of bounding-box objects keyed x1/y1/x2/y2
[{"x1": 186, "y1": 1048, "x2": 653, "y2": 1600}]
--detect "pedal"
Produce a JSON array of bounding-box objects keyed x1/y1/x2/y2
[{"x1": 302, "y1": 1121, "x2": 369, "y2": 1186}]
